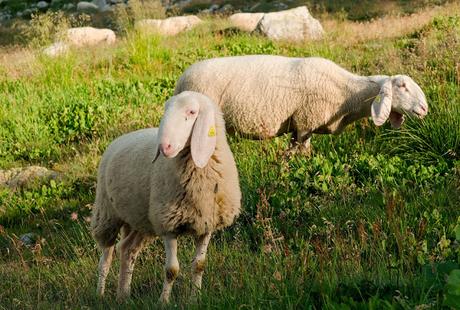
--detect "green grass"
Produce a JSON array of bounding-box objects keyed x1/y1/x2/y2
[{"x1": 1, "y1": 5, "x2": 460, "y2": 310}]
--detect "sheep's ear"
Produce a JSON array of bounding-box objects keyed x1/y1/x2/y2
[
  {"x1": 191, "y1": 102, "x2": 216, "y2": 168},
  {"x1": 371, "y1": 79, "x2": 393, "y2": 126}
]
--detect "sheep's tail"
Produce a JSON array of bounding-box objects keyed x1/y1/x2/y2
[{"x1": 91, "y1": 191, "x2": 122, "y2": 248}]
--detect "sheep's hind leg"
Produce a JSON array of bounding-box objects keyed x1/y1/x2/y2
[
  {"x1": 97, "y1": 246, "x2": 115, "y2": 297},
  {"x1": 159, "y1": 234, "x2": 179, "y2": 304},
  {"x1": 116, "y1": 230, "x2": 146, "y2": 302},
  {"x1": 191, "y1": 232, "x2": 212, "y2": 301}
]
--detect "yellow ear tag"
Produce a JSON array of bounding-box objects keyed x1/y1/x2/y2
[
  {"x1": 375, "y1": 94, "x2": 381, "y2": 103},
  {"x1": 208, "y1": 126, "x2": 216, "y2": 137}
]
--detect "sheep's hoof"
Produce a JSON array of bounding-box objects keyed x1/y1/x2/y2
[
  {"x1": 116, "y1": 291, "x2": 130, "y2": 303},
  {"x1": 158, "y1": 294, "x2": 170, "y2": 304},
  {"x1": 96, "y1": 288, "x2": 105, "y2": 298},
  {"x1": 284, "y1": 144, "x2": 312, "y2": 158},
  {"x1": 190, "y1": 288, "x2": 201, "y2": 303}
]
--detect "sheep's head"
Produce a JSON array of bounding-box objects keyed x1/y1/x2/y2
[
  {"x1": 153, "y1": 91, "x2": 217, "y2": 168},
  {"x1": 371, "y1": 75, "x2": 428, "y2": 129}
]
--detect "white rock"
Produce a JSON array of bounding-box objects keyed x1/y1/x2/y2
[
  {"x1": 37, "y1": 1, "x2": 49, "y2": 9},
  {"x1": 255, "y1": 6, "x2": 324, "y2": 41},
  {"x1": 136, "y1": 15, "x2": 202, "y2": 36},
  {"x1": 229, "y1": 12, "x2": 264, "y2": 32},
  {"x1": 44, "y1": 27, "x2": 116, "y2": 57},
  {"x1": 43, "y1": 41, "x2": 69, "y2": 57},
  {"x1": 77, "y1": 1, "x2": 99, "y2": 12},
  {"x1": 65, "y1": 27, "x2": 116, "y2": 47}
]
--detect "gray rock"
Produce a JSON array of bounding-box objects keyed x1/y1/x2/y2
[
  {"x1": 110, "y1": 0, "x2": 124, "y2": 4},
  {"x1": 219, "y1": 4, "x2": 233, "y2": 13},
  {"x1": 20, "y1": 233, "x2": 38, "y2": 247},
  {"x1": 255, "y1": 6, "x2": 324, "y2": 42},
  {"x1": 63, "y1": 3, "x2": 75, "y2": 10},
  {"x1": 37, "y1": 1, "x2": 49, "y2": 9},
  {"x1": 0, "y1": 166, "x2": 59, "y2": 189},
  {"x1": 77, "y1": 1, "x2": 99, "y2": 12},
  {"x1": 275, "y1": 2, "x2": 288, "y2": 10},
  {"x1": 22, "y1": 8, "x2": 33, "y2": 16},
  {"x1": 209, "y1": 4, "x2": 219, "y2": 12},
  {"x1": 0, "y1": 13, "x2": 12, "y2": 22}
]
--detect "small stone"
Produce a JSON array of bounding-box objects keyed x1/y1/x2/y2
[
  {"x1": 209, "y1": 4, "x2": 219, "y2": 12},
  {"x1": 37, "y1": 1, "x2": 49, "y2": 9},
  {"x1": 219, "y1": 3, "x2": 233, "y2": 13},
  {"x1": 22, "y1": 8, "x2": 33, "y2": 16},
  {"x1": 275, "y1": 3, "x2": 288, "y2": 10},
  {"x1": 20, "y1": 233, "x2": 38, "y2": 247},
  {"x1": 0, "y1": 13, "x2": 12, "y2": 22}
]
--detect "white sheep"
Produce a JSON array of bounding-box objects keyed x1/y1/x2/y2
[
  {"x1": 175, "y1": 55, "x2": 428, "y2": 153},
  {"x1": 91, "y1": 91, "x2": 241, "y2": 303}
]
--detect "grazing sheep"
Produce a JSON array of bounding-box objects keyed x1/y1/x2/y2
[
  {"x1": 175, "y1": 55, "x2": 428, "y2": 154},
  {"x1": 91, "y1": 91, "x2": 241, "y2": 303}
]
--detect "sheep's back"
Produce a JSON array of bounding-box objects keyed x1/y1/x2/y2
[{"x1": 176, "y1": 55, "x2": 305, "y2": 139}]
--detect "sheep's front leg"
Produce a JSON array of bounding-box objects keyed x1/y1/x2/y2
[
  {"x1": 117, "y1": 231, "x2": 146, "y2": 302},
  {"x1": 97, "y1": 245, "x2": 115, "y2": 297},
  {"x1": 159, "y1": 235, "x2": 179, "y2": 304},
  {"x1": 191, "y1": 232, "x2": 212, "y2": 299}
]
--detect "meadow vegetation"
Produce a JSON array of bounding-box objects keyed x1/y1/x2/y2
[{"x1": 0, "y1": 1, "x2": 459, "y2": 308}]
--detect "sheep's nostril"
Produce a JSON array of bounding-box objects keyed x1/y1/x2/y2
[{"x1": 160, "y1": 143, "x2": 173, "y2": 156}]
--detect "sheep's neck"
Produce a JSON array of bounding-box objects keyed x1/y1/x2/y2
[
  {"x1": 325, "y1": 75, "x2": 385, "y2": 134},
  {"x1": 175, "y1": 121, "x2": 227, "y2": 201}
]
